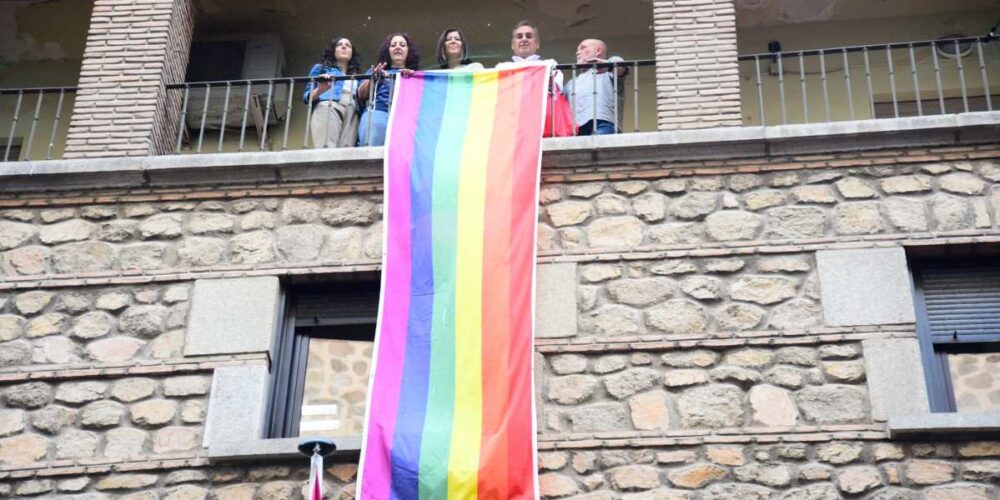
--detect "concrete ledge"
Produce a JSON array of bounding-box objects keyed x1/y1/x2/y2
[
  {"x1": 887, "y1": 413, "x2": 1000, "y2": 438},
  {"x1": 208, "y1": 435, "x2": 361, "y2": 461},
  {"x1": 1, "y1": 112, "x2": 999, "y2": 193}
]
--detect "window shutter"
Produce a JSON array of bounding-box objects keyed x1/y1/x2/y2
[
  {"x1": 917, "y1": 262, "x2": 1000, "y2": 344},
  {"x1": 294, "y1": 286, "x2": 379, "y2": 326}
]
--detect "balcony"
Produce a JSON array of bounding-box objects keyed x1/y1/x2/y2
[{"x1": 0, "y1": 0, "x2": 998, "y2": 162}]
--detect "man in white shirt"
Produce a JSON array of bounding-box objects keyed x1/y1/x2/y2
[
  {"x1": 563, "y1": 39, "x2": 628, "y2": 135},
  {"x1": 497, "y1": 20, "x2": 563, "y2": 90}
]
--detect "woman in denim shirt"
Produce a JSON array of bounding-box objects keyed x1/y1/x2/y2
[
  {"x1": 357, "y1": 33, "x2": 419, "y2": 147},
  {"x1": 304, "y1": 37, "x2": 362, "y2": 148}
]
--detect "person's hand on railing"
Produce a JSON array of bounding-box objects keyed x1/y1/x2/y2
[
  {"x1": 583, "y1": 57, "x2": 610, "y2": 73},
  {"x1": 399, "y1": 69, "x2": 415, "y2": 78},
  {"x1": 316, "y1": 74, "x2": 333, "y2": 90},
  {"x1": 357, "y1": 63, "x2": 387, "y2": 104}
]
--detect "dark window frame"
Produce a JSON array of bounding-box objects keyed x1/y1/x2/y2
[
  {"x1": 265, "y1": 280, "x2": 378, "y2": 439},
  {"x1": 910, "y1": 256, "x2": 1000, "y2": 413},
  {"x1": 1, "y1": 139, "x2": 23, "y2": 162}
]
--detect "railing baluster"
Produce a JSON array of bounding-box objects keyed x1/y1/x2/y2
[
  {"x1": 5, "y1": 90, "x2": 24, "y2": 161},
  {"x1": 799, "y1": 51, "x2": 808, "y2": 123},
  {"x1": 886, "y1": 45, "x2": 899, "y2": 118},
  {"x1": 282, "y1": 78, "x2": 295, "y2": 150},
  {"x1": 843, "y1": 48, "x2": 855, "y2": 120},
  {"x1": 908, "y1": 44, "x2": 923, "y2": 116},
  {"x1": 612, "y1": 62, "x2": 619, "y2": 134},
  {"x1": 754, "y1": 55, "x2": 765, "y2": 126},
  {"x1": 954, "y1": 40, "x2": 969, "y2": 113},
  {"x1": 46, "y1": 89, "x2": 66, "y2": 160},
  {"x1": 196, "y1": 84, "x2": 211, "y2": 153},
  {"x1": 303, "y1": 77, "x2": 316, "y2": 148},
  {"x1": 218, "y1": 82, "x2": 231, "y2": 153},
  {"x1": 570, "y1": 65, "x2": 577, "y2": 118},
  {"x1": 591, "y1": 62, "x2": 598, "y2": 134},
  {"x1": 174, "y1": 86, "x2": 189, "y2": 154},
  {"x1": 976, "y1": 39, "x2": 992, "y2": 111},
  {"x1": 931, "y1": 42, "x2": 946, "y2": 114},
  {"x1": 239, "y1": 80, "x2": 251, "y2": 152},
  {"x1": 632, "y1": 61, "x2": 639, "y2": 133},
  {"x1": 819, "y1": 50, "x2": 830, "y2": 122},
  {"x1": 777, "y1": 53, "x2": 786, "y2": 124},
  {"x1": 365, "y1": 74, "x2": 375, "y2": 146},
  {"x1": 259, "y1": 80, "x2": 274, "y2": 151},
  {"x1": 24, "y1": 91, "x2": 44, "y2": 160},
  {"x1": 862, "y1": 47, "x2": 875, "y2": 118}
]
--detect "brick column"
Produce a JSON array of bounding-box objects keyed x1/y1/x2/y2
[
  {"x1": 652, "y1": 0, "x2": 742, "y2": 130},
  {"x1": 64, "y1": 0, "x2": 194, "y2": 158}
]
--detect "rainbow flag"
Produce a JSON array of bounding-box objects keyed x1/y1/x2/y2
[{"x1": 357, "y1": 64, "x2": 549, "y2": 500}]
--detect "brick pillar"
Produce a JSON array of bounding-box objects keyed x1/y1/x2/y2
[
  {"x1": 64, "y1": 0, "x2": 194, "y2": 158},
  {"x1": 653, "y1": 0, "x2": 742, "y2": 130}
]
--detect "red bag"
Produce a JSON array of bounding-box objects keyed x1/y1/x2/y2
[{"x1": 543, "y1": 91, "x2": 578, "y2": 137}]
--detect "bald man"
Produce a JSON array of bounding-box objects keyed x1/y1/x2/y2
[{"x1": 563, "y1": 38, "x2": 628, "y2": 135}]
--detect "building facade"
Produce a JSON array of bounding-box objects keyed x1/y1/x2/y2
[{"x1": 1, "y1": 0, "x2": 1000, "y2": 498}]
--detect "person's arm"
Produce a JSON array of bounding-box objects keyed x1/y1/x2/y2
[
  {"x1": 302, "y1": 64, "x2": 330, "y2": 104},
  {"x1": 608, "y1": 55, "x2": 628, "y2": 77},
  {"x1": 357, "y1": 64, "x2": 386, "y2": 105},
  {"x1": 304, "y1": 65, "x2": 332, "y2": 104}
]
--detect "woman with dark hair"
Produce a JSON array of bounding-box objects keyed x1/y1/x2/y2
[
  {"x1": 357, "y1": 33, "x2": 419, "y2": 147},
  {"x1": 303, "y1": 37, "x2": 362, "y2": 148},
  {"x1": 435, "y1": 28, "x2": 483, "y2": 70}
]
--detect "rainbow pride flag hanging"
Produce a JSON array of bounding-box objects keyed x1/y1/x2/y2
[{"x1": 357, "y1": 64, "x2": 549, "y2": 500}]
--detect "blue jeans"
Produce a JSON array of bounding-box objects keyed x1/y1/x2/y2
[
  {"x1": 359, "y1": 109, "x2": 389, "y2": 146},
  {"x1": 577, "y1": 119, "x2": 616, "y2": 136}
]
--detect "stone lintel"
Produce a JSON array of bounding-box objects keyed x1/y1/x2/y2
[
  {"x1": 185, "y1": 277, "x2": 281, "y2": 356},
  {"x1": 816, "y1": 247, "x2": 916, "y2": 327}
]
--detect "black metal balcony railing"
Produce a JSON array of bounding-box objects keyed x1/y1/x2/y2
[
  {"x1": 0, "y1": 86, "x2": 77, "y2": 161},
  {"x1": 739, "y1": 36, "x2": 998, "y2": 126},
  {"x1": 1, "y1": 36, "x2": 998, "y2": 162},
  {"x1": 163, "y1": 60, "x2": 658, "y2": 155}
]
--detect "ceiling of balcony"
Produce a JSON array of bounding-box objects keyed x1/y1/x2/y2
[
  {"x1": 0, "y1": 0, "x2": 90, "y2": 64},
  {"x1": 735, "y1": 0, "x2": 1000, "y2": 27},
  {"x1": 194, "y1": 0, "x2": 657, "y2": 72}
]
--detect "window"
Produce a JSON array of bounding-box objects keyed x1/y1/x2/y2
[
  {"x1": 1, "y1": 140, "x2": 22, "y2": 162},
  {"x1": 266, "y1": 279, "x2": 379, "y2": 439},
  {"x1": 911, "y1": 257, "x2": 1000, "y2": 413}
]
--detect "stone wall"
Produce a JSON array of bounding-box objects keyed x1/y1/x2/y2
[
  {"x1": 0, "y1": 284, "x2": 190, "y2": 368},
  {"x1": 0, "y1": 148, "x2": 999, "y2": 498},
  {"x1": 0, "y1": 374, "x2": 208, "y2": 466},
  {"x1": 541, "y1": 342, "x2": 869, "y2": 435},
  {"x1": 0, "y1": 197, "x2": 383, "y2": 278},
  {"x1": 535, "y1": 441, "x2": 1000, "y2": 499},
  {"x1": 538, "y1": 161, "x2": 1000, "y2": 253},
  {"x1": 570, "y1": 255, "x2": 821, "y2": 339}
]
